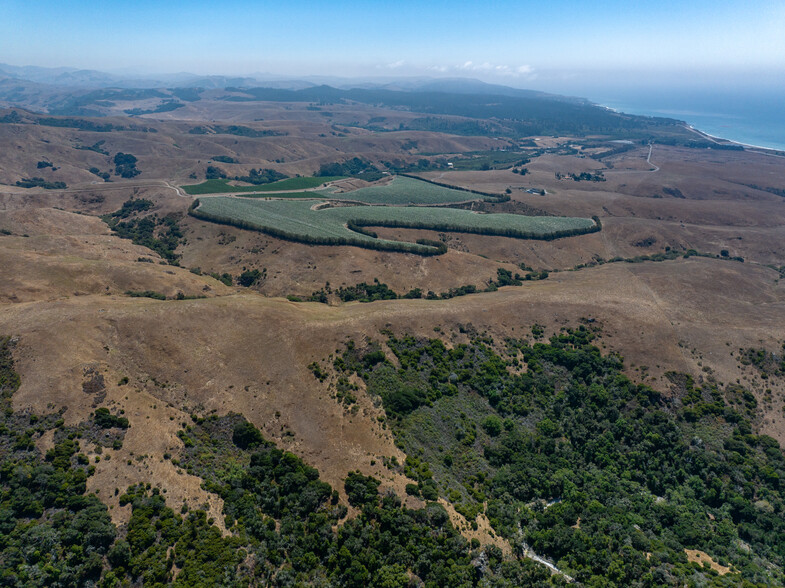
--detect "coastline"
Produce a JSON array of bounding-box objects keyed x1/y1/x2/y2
[
  {"x1": 595, "y1": 90, "x2": 785, "y2": 155},
  {"x1": 684, "y1": 124, "x2": 785, "y2": 157},
  {"x1": 599, "y1": 102, "x2": 785, "y2": 157}
]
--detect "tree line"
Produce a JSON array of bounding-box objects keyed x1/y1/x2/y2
[{"x1": 398, "y1": 173, "x2": 511, "y2": 202}]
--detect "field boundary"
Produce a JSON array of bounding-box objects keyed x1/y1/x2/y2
[
  {"x1": 188, "y1": 199, "x2": 445, "y2": 255},
  {"x1": 346, "y1": 214, "x2": 601, "y2": 241},
  {"x1": 189, "y1": 199, "x2": 601, "y2": 254},
  {"x1": 398, "y1": 173, "x2": 511, "y2": 203},
  {"x1": 181, "y1": 176, "x2": 346, "y2": 195}
]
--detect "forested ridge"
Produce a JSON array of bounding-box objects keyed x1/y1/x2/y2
[
  {"x1": 0, "y1": 336, "x2": 548, "y2": 586},
  {"x1": 329, "y1": 326, "x2": 785, "y2": 586},
  {"x1": 219, "y1": 86, "x2": 681, "y2": 139},
  {"x1": 2, "y1": 324, "x2": 785, "y2": 586}
]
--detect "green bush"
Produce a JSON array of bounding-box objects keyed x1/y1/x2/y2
[
  {"x1": 94, "y1": 408, "x2": 129, "y2": 429},
  {"x1": 237, "y1": 269, "x2": 261, "y2": 287},
  {"x1": 231, "y1": 420, "x2": 264, "y2": 449},
  {"x1": 482, "y1": 415, "x2": 503, "y2": 437},
  {"x1": 114, "y1": 152, "x2": 140, "y2": 178},
  {"x1": 344, "y1": 471, "x2": 380, "y2": 506}
]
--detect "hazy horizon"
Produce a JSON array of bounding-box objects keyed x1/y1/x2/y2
[{"x1": 3, "y1": 0, "x2": 784, "y2": 96}]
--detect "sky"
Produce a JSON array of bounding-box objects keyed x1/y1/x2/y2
[{"x1": 2, "y1": 0, "x2": 784, "y2": 94}]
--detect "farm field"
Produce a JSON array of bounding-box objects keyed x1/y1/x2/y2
[
  {"x1": 181, "y1": 176, "x2": 345, "y2": 195},
  {"x1": 316, "y1": 175, "x2": 485, "y2": 204},
  {"x1": 192, "y1": 196, "x2": 597, "y2": 253},
  {"x1": 188, "y1": 175, "x2": 506, "y2": 202}
]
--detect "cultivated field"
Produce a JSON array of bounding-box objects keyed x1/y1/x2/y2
[
  {"x1": 182, "y1": 175, "x2": 492, "y2": 203},
  {"x1": 193, "y1": 196, "x2": 597, "y2": 252},
  {"x1": 181, "y1": 176, "x2": 345, "y2": 195},
  {"x1": 315, "y1": 175, "x2": 485, "y2": 204}
]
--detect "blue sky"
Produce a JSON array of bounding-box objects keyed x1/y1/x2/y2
[{"x1": 2, "y1": 0, "x2": 784, "y2": 92}]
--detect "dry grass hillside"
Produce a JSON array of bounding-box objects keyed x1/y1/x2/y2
[
  {"x1": 2, "y1": 207, "x2": 785, "y2": 514},
  {"x1": 2, "y1": 105, "x2": 785, "y2": 546},
  {"x1": 0, "y1": 107, "x2": 504, "y2": 185}
]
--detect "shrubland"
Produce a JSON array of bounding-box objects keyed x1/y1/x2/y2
[{"x1": 324, "y1": 326, "x2": 785, "y2": 586}]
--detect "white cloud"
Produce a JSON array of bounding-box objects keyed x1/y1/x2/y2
[
  {"x1": 374, "y1": 60, "x2": 537, "y2": 81},
  {"x1": 452, "y1": 61, "x2": 536, "y2": 78},
  {"x1": 375, "y1": 60, "x2": 406, "y2": 70}
]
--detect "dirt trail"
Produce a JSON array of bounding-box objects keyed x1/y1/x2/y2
[{"x1": 646, "y1": 144, "x2": 660, "y2": 171}]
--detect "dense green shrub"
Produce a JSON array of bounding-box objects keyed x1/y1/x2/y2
[
  {"x1": 332, "y1": 327, "x2": 785, "y2": 585},
  {"x1": 15, "y1": 177, "x2": 67, "y2": 189},
  {"x1": 94, "y1": 407, "x2": 129, "y2": 429},
  {"x1": 5, "y1": 329, "x2": 783, "y2": 585},
  {"x1": 104, "y1": 200, "x2": 184, "y2": 263},
  {"x1": 317, "y1": 157, "x2": 377, "y2": 177},
  {"x1": 110, "y1": 197, "x2": 153, "y2": 218},
  {"x1": 205, "y1": 165, "x2": 226, "y2": 179},
  {"x1": 124, "y1": 290, "x2": 166, "y2": 300},
  {"x1": 114, "y1": 152, "x2": 140, "y2": 178},
  {"x1": 210, "y1": 155, "x2": 237, "y2": 163},
  {"x1": 344, "y1": 471, "x2": 381, "y2": 507},
  {"x1": 231, "y1": 420, "x2": 264, "y2": 449},
  {"x1": 235, "y1": 168, "x2": 287, "y2": 185},
  {"x1": 237, "y1": 268, "x2": 262, "y2": 287}
]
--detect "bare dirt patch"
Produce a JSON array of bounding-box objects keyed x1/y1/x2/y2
[{"x1": 685, "y1": 549, "x2": 734, "y2": 575}]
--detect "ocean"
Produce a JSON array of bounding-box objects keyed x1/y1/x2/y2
[{"x1": 591, "y1": 87, "x2": 785, "y2": 152}]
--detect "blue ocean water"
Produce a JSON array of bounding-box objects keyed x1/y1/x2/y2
[{"x1": 592, "y1": 88, "x2": 785, "y2": 151}]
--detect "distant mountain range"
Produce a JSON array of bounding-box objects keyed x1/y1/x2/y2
[
  {"x1": 0, "y1": 62, "x2": 581, "y2": 100},
  {"x1": 0, "y1": 62, "x2": 685, "y2": 140},
  {"x1": 0, "y1": 63, "x2": 261, "y2": 90}
]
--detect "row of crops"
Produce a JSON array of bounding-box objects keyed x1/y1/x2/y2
[
  {"x1": 190, "y1": 195, "x2": 599, "y2": 255},
  {"x1": 313, "y1": 176, "x2": 484, "y2": 205},
  {"x1": 183, "y1": 175, "x2": 494, "y2": 204},
  {"x1": 181, "y1": 176, "x2": 345, "y2": 195}
]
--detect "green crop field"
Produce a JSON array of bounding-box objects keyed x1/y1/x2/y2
[
  {"x1": 181, "y1": 179, "x2": 237, "y2": 195},
  {"x1": 244, "y1": 176, "x2": 346, "y2": 192},
  {"x1": 181, "y1": 176, "x2": 345, "y2": 195},
  {"x1": 184, "y1": 175, "x2": 495, "y2": 202},
  {"x1": 191, "y1": 197, "x2": 598, "y2": 254},
  {"x1": 239, "y1": 191, "x2": 319, "y2": 199},
  {"x1": 315, "y1": 175, "x2": 479, "y2": 204}
]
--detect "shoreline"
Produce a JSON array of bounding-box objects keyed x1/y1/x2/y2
[
  {"x1": 597, "y1": 102, "x2": 785, "y2": 156},
  {"x1": 684, "y1": 125, "x2": 785, "y2": 155}
]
